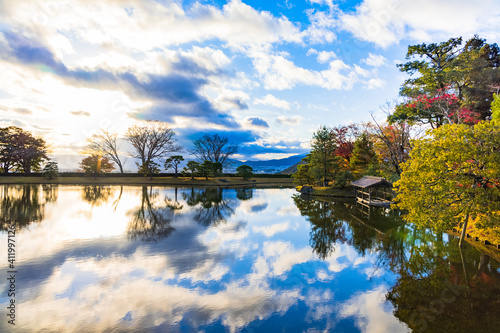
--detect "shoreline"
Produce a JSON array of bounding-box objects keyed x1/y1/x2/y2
[{"x1": 0, "y1": 176, "x2": 295, "y2": 188}]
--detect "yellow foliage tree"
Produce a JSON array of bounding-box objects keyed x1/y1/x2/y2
[{"x1": 394, "y1": 121, "x2": 500, "y2": 244}]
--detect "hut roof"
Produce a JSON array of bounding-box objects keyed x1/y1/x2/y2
[{"x1": 351, "y1": 176, "x2": 392, "y2": 189}]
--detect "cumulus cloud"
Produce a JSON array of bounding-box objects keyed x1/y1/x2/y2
[
  {"x1": 303, "y1": 9, "x2": 337, "y2": 44},
  {"x1": 0, "y1": 0, "x2": 303, "y2": 54},
  {"x1": 337, "y1": 287, "x2": 409, "y2": 332},
  {"x1": 253, "y1": 222, "x2": 290, "y2": 237},
  {"x1": 308, "y1": 0, "x2": 336, "y2": 10},
  {"x1": 251, "y1": 50, "x2": 364, "y2": 90},
  {"x1": 365, "y1": 78, "x2": 386, "y2": 89},
  {"x1": 1, "y1": 31, "x2": 244, "y2": 128},
  {"x1": 317, "y1": 50, "x2": 337, "y2": 63},
  {"x1": 339, "y1": 0, "x2": 500, "y2": 47},
  {"x1": 362, "y1": 53, "x2": 388, "y2": 67},
  {"x1": 254, "y1": 94, "x2": 291, "y2": 110},
  {"x1": 247, "y1": 117, "x2": 270, "y2": 128}
]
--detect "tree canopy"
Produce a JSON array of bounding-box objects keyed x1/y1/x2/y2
[
  {"x1": 393, "y1": 35, "x2": 500, "y2": 126},
  {"x1": 0, "y1": 126, "x2": 48, "y2": 173},
  {"x1": 190, "y1": 134, "x2": 238, "y2": 167},
  {"x1": 236, "y1": 165, "x2": 253, "y2": 180},
  {"x1": 394, "y1": 121, "x2": 500, "y2": 233},
  {"x1": 79, "y1": 155, "x2": 115, "y2": 176},
  {"x1": 164, "y1": 155, "x2": 184, "y2": 177}
]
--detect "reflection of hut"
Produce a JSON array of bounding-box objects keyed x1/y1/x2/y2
[{"x1": 351, "y1": 176, "x2": 394, "y2": 208}]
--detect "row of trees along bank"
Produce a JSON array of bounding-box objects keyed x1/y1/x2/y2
[
  {"x1": 0, "y1": 121, "x2": 253, "y2": 179},
  {"x1": 294, "y1": 35, "x2": 500, "y2": 244}
]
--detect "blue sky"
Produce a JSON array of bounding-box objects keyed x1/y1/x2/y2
[{"x1": 0, "y1": 0, "x2": 499, "y2": 169}]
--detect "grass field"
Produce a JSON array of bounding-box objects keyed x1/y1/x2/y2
[{"x1": 0, "y1": 176, "x2": 294, "y2": 187}]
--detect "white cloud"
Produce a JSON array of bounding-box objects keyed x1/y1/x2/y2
[
  {"x1": 362, "y1": 53, "x2": 388, "y2": 67},
  {"x1": 276, "y1": 115, "x2": 303, "y2": 126},
  {"x1": 179, "y1": 46, "x2": 231, "y2": 72},
  {"x1": 317, "y1": 50, "x2": 337, "y2": 63},
  {"x1": 254, "y1": 94, "x2": 291, "y2": 110},
  {"x1": 308, "y1": 0, "x2": 336, "y2": 9},
  {"x1": 261, "y1": 241, "x2": 314, "y2": 276},
  {"x1": 366, "y1": 78, "x2": 386, "y2": 89},
  {"x1": 0, "y1": 0, "x2": 303, "y2": 56},
  {"x1": 339, "y1": 0, "x2": 500, "y2": 47},
  {"x1": 251, "y1": 50, "x2": 364, "y2": 90},
  {"x1": 275, "y1": 205, "x2": 301, "y2": 216},
  {"x1": 303, "y1": 10, "x2": 337, "y2": 44},
  {"x1": 253, "y1": 222, "x2": 290, "y2": 237},
  {"x1": 338, "y1": 287, "x2": 409, "y2": 333}
]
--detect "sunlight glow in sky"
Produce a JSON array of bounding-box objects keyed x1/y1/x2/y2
[{"x1": 1, "y1": 0, "x2": 499, "y2": 169}]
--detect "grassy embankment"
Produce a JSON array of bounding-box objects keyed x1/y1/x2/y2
[
  {"x1": 0, "y1": 175, "x2": 294, "y2": 187},
  {"x1": 450, "y1": 219, "x2": 500, "y2": 259}
]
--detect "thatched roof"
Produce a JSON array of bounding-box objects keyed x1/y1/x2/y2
[{"x1": 351, "y1": 176, "x2": 392, "y2": 189}]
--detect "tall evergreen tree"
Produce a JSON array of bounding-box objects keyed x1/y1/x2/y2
[{"x1": 349, "y1": 133, "x2": 379, "y2": 178}]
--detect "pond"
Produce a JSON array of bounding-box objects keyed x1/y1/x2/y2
[{"x1": 0, "y1": 185, "x2": 499, "y2": 332}]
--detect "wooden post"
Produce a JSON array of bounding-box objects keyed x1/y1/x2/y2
[
  {"x1": 459, "y1": 211, "x2": 470, "y2": 247},
  {"x1": 368, "y1": 188, "x2": 371, "y2": 205}
]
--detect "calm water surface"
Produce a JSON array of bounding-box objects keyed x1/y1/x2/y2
[{"x1": 1, "y1": 185, "x2": 499, "y2": 332}]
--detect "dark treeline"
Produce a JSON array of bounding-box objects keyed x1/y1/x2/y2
[{"x1": 1, "y1": 121, "x2": 257, "y2": 179}]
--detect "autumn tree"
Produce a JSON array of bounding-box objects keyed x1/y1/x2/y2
[
  {"x1": 395, "y1": 36, "x2": 500, "y2": 125},
  {"x1": 0, "y1": 126, "x2": 20, "y2": 173},
  {"x1": 164, "y1": 155, "x2": 184, "y2": 177},
  {"x1": 492, "y1": 93, "x2": 500, "y2": 121},
  {"x1": 0, "y1": 126, "x2": 48, "y2": 173},
  {"x1": 125, "y1": 121, "x2": 179, "y2": 173},
  {"x1": 86, "y1": 129, "x2": 125, "y2": 173},
  {"x1": 390, "y1": 90, "x2": 480, "y2": 128},
  {"x1": 190, "y1": 134, "x2": 238, "y2": 168},
  {"x1": 79, "y1": 155, "x2": 115, "y2": 177},
  {"x1": 331, "y1": 124, "x2": 360, "y2": 170},
  {"x1": 16, "y1": 131, "x2": 48, "y2": 173},
  {"x1": 394, "y1": 121, "x2": 500, "y2": 244},
  {"x1": 369, "y1": 115, "x2": 414, "y2": 178}
]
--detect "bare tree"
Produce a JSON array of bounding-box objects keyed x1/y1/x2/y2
[
  {"x1": 190, "y1": 134, "x2": 238, "y2": 167},
  {"x1": 125, "y1": 121, "x2": 179, "y2": 169},
  {"x1": 86, "y1": 129, "x2": 125, "y2": 173}
]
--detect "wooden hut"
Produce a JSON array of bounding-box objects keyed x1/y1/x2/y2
[{"x1": 351, "y1": 176, "x2": 394, "y2": 208}]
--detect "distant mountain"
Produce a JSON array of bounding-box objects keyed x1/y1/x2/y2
[
  {"x1": 230, "y1": 153, "x2": 308, "y2": 174},
  {"x1": 279, "y1": 159, "x2": 307, "y2": 175}
]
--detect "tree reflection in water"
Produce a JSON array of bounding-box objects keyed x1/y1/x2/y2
[
  {"x1": 292, "y1": 194, "x2": 500, "y2": 332},
  {"x1": 81, "y1": 185, "x2": 115, "y2": 207},
  {"x1": 0, "y1": 184, "x2": 59, "y2": 230},
  {"x1": 386, "y1": 239, "x2": 500, "y2": 333},
  {"x1": 293, "y1": 194, "x2": 348, "y2": 260},
  {"x1": 183, "y1": 187, "x2": 236, "y2": 227},
  {"x1": 128, "y1": 186, "x2": 175, "y2": 242},
  {"x1": 236, "y1": 188, "x2": 253, "y2": 201}
]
